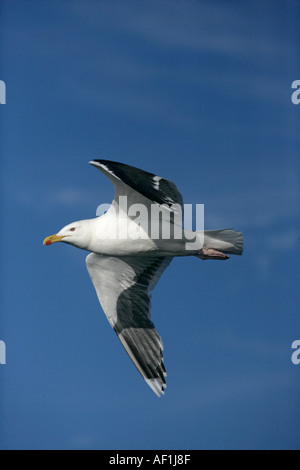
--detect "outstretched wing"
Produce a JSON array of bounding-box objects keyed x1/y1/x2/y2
[
  {"x1": 89, "y1": 159, "x2": 183, "y2": 216},
  {"x1": 86, "y1": 252, "x2": 173, "y2": 397}
]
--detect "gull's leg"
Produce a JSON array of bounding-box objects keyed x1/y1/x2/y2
[{"x1": 195, "y1": 248, "x2": 229, "y2": 260}]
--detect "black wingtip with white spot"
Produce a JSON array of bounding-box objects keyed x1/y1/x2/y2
[{"x1": 89, "y1": 159, "x2": 183, "y2": 211}]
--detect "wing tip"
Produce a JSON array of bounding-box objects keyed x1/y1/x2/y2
[
  {"x1": 89, "y1": 160, "x2": 100, "y2": 166},
  {"x1": 89, "y1": 159, "x2": 109, "y2": 166},
  {"x1": 145, "y1": 378, "x2": 167, "y2": 398}
]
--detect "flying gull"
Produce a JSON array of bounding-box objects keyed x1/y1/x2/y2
[{"x1": 43, "y1": 160, "x2": 243, "y2": 397}]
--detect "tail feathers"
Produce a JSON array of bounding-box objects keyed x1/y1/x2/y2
[{"x1": 202, "y1": 229, "x2": 243, "y2": 255}]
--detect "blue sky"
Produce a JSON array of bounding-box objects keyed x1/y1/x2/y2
[{"x1": 0, "y1": 0, "x2": 299, "y2": 450}]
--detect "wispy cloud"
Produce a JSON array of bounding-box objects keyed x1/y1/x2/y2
[
  {"x1": 71, "y1": 0, "x2": 296, "y2": 60},
  {"x1": 173, "y1": 368, "x2": 296, "y2": 412},
  {"x1": 56, "y1": 0, "x2": 296, "y2": 131},
  {"x1": 11, "y1": 185, "x2": 108, "y2": 213}
]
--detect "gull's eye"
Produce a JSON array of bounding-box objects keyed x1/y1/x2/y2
[{"x1": 69, "y1": 227, "x2": 76, "y2": 232}]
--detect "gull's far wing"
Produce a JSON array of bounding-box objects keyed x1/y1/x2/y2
[
  {"x1": 89, "y1": 159, "x2": 183, "y2": 215},
  {"x1": 86, "y1": 252, "x2": 173, "y2": 397}
]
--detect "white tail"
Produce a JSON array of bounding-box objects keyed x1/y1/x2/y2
[{"x1": 202, "y1": 229, "x2": 243, "y2": 255}]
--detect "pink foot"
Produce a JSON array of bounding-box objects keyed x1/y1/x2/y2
[{"x1": 195, "y1": 249, "x2": 229, "y2": 260}]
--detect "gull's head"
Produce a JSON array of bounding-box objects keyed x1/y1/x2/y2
[{"x1": 43, "y1": 220, "x2": 91, "y2": 250}]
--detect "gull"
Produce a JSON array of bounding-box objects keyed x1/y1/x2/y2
[{"x1": 43, "y1": 160, "x2": 243, "y2": 397}]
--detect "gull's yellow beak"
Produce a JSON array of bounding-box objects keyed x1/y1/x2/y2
[{"x1": 43, "y1": 234, "x2": 65, "y2": 245}]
